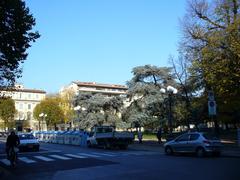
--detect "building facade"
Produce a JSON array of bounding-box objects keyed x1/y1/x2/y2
[
  {"x1": 59, "y1": 81, "x2": 128, "y2": 129},
  {"x1": 60, "y1": 81, "x2": 128, "y2": 96},
  {"x1": 0, "y1": 84, "x2": 46, "y2": 131}
]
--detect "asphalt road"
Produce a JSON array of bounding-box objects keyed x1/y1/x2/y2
[{"x1": 0, "y1": 140, "x2": 240, "y2": 180}]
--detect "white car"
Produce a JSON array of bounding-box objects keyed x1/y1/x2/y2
[{"x1": 18, "y1": 133, "x2": 40, "y2": 152}]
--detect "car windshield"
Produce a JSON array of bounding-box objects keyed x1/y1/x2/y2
[
  {"x1": 18, "y1": 134, "x2": 35, "y2": 140},
  {"x1": 203, "y1": 133, "x2": 219, "y2": 140},
  {"x1": 96, "y1": 127, "x2": 113, "y2": 133}
]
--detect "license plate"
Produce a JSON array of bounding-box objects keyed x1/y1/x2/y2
[{"x1": 28, "y1": 145, "x2": 33, "y2": 148}]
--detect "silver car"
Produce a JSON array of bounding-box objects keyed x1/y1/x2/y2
[{"x1": 164, "y1": 132, "x2": 222, "y2": 157}]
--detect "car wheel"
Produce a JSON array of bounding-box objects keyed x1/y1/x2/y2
[
  {"x1": 119, "y1": 144, "x2": 127, "y2": 150},
  {"x1": 196, "y1": 147, "x2": 205, "y2": 157},
  {"x1": 165, "y1": 146, "x2": 173, "y2": 155},
  {"x1": 103, "y1": 142, "x2": 111, "y2": 150}
]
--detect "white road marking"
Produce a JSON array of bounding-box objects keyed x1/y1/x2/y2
[
  {"x1": 40, "y1": 147, "x2": 61, "y2": 152},
  {"x1": 0, "y1": 150, "x2": 62, "y2": 156},
  {"x1": 49, "y1": 154, "x2": 72, "y2": 160},
  {"x1": 0, "y1": 159, "x2": 10, "y2": 166},
  {"x1": 77, "y1": 153, "x2": 101, "y2": 158},
  {"x1": 34, "y1": 155, "x2": 55, "y2": 161},
  {"x1": 90, "y1": 152, "x2": 116, "y2": 157},
  {"x1": 124, "y1": 152, "x2": 145, "y2": 155},
  {"x1": 64, "y1": 154, "x2": 87, "y2": 159},
  {"x1": 18, "y1": 157, "x2": 36, "y2": 163},
  {"x1": 101, "y1": 152, "x2": 119, "y2": 155}
]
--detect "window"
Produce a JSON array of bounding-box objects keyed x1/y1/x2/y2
[
  {"x1": 27, "y1": 112, "x2": 32, "y2": 120},
  {"x1": 203, "y1": 133, "x2": 219, "y2": 140},
  {"x1": 176, "y1": 134, "x2": 189, "y2": 142},
  {"x1": 96, "y1": 128, "x2": 103, "y2": 133},
  {"x1": 28, "y1": 104, "x2": 31, "y2": 110},
  {"x1": 19, "y1": 103, "x2": 23, "y2": 110},
  {"x1": 15, "y1": 102, "x2": 19, "y2": 109},
  {"x1": 18, "y1": 134, "x2": 35, "y2": 140},
  {"x1": 103, "y1": 127, "x2": 113, "y2": 133},
  {"x1": 28, "y1": 93, "x2": 31, "y2": 99},
  {"x1": 18, "y1": 111, "x2": 24, "y2": 120},
  {"x1": 190, "y1": 134, "x2": 200, "y2": 141}
]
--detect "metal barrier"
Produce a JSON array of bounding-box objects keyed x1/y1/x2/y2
[
  {"x1": 33, "y1": 130, "x2": 89, "y2": 146},
  {"x1": 56, "y1": 131, "x2": 67, "y2": 144},
  {"x1": 80, "y1": 131, "x2": 88, "y2": 147},
  {"x1": 71, "y1": 131, "x2": 82, "y2": 146},
  {"x1": 64, "y1": 131, "x2": 74, "y2": 145},
  {"x1": 51, "y1": 131, "x2": 59, "y2": 143}
]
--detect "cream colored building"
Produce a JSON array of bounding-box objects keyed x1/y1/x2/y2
[
  {"x1": 59, "y1": 81, "x2": 128, "y2": 129},
  {"x1": 60, "y1": 81, "x2": 128, "y2": 96},
  {"x1": 0, "y1": 84, "x2": 46, "y2": 131}
]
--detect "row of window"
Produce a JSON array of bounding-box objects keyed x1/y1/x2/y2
[
  {"x1": 176, "y1": 134, "x2": 200, "y2": 142},
  {"x1": 79, "y1": 87, "x2": 126, "y2": 93},
  {"x1": 16, "y1": 111, "x2": 32, "y2": 120},
  {"x1": 15, "y1": 102, "x2": 36, "y2": 110},
  {"x1": 12, "y1": 92, "x2": 44, "y2": 100}
]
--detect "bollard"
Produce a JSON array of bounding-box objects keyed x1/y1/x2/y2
[{"x1": 238, "y1": 128, "x2": 240, "y2": 147}]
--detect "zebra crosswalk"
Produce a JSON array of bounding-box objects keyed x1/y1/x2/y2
[
  {"x1": 18, "y1": 157, "x2": 36, "y2": 163},
  {"x1": 34, "y1": 155, "x2": 55, "y2": 161},
  {"x1": 0, "y1": 151, "x2": 158, "y2": 166},
  {"x1": 64, "y1": 154, "x2": 87, "y2": 159}
]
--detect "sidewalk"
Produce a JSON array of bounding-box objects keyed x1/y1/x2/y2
[{"x1": 129, "y1": 140, "x2": 240, "y2": 158}]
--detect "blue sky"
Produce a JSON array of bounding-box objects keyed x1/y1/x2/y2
[{"x1": 20, "y1": 0, "x2": 187, "y2": 94}]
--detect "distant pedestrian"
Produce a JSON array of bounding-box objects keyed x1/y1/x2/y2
[
  {"x1": 137, "y1": 130, "x2": 143, "y2": 144},
  {"x1": 156, "y1": 128, "x2": 162, "y2": 144}
]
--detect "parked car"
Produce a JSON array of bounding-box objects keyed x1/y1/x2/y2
[
  {"x1": 18, "y1": 133, "x2": 40, "y2": 152},
  {"x1": 164, "y1": 132, "x2": 222, "y2": 157}
]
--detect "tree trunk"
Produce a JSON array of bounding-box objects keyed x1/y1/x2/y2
[
  {"x1": 225, "y1": 122, "x2": 229, "y2": 131},
  {"x1": 213, "y1": 116, "x2": 220, "y2": 136}
]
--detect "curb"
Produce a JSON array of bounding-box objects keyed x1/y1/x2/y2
[{"x1": 129, "y1": 142, "x2": 240, "y2": 158}]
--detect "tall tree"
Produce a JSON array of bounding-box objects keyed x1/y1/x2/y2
[
  {"x1": 33, "y1": 98, "x2": 64, "y2": 130},
  {"x1": 169, "y1": 54, "x2": 197, "y2": 128},
  {"x1": 181, "y1": 0, "x2": 240, "y2": 129},
  {"x1": 0, "y1": 0, "x2": 40, "y2": 87},
  {"x1": 73, "y1": 92, "x2": 124, "y2": 129},
  {"x1": 0, "y1": 97, "x2": 16, "y2": 130},
  {"x1": 124, "y1": 65, "x2": 177, "y2": 131},
  {"x1": 58, "y1": 90, "x2": 75, "y2": 125}
]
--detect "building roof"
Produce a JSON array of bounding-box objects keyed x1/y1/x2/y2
[
  {"x1": 0, "y1": 87, "x2": 46, "y2": 94},
  {"x1": 73, "y1": 81, "x2": 128, "y2": 90}
]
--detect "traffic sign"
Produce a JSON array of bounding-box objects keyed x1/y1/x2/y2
[{"x1": 208, "y1": 100, "x2": 216, "y2": 115}]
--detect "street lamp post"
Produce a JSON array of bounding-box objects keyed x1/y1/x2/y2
[
  {"x1": 74, "y1": 105, "x2": 86, "y2": 130},
  {"x1": 160, "y1": 86, "x2": 178, "y2": 134},
  {"x1": 39, "y1": 113, "x2": 47, "y2": 131},
  {"x1": 73, "y1": 106, "x2": 80, "y2": 130}
]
